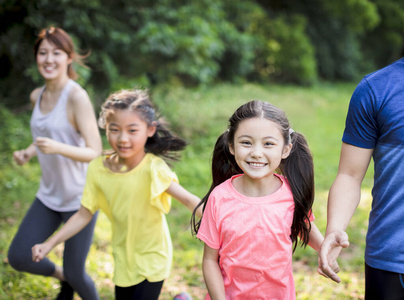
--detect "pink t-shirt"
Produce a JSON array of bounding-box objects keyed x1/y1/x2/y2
[{"x1": 197, "y1": 174, "x2": 312, "y2": 300}]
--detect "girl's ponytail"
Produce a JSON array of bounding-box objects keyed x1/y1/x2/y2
[
  {"x1": 146, "y1": 118, "x2": 187, "y2": 162},
  {"x1": 191, "y1": 131, "x2": 242, "y2": 235},
  {"x1": 279, "y1": 131, "x2": 314, "y2": 251}
]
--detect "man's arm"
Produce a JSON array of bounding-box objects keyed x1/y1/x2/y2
[{"x1": 318, "y1": 142, "x2": 373, "y2": 283}]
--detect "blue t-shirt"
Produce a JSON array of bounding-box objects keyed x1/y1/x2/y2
[{"x1": 343, "y1": 58, "x2": 404, "y2": 273}]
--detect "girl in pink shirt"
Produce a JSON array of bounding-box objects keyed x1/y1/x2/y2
[{"x1": 192, "y1": 100, "x2": 337, "y2": 299}]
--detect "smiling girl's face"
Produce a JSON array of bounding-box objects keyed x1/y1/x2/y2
[
  {"x1": 106, "y1": 109, "x2": 156, "y2": 169},
  {"x1": 229, "y1": 117, "x2": 291, "y2": 181}
]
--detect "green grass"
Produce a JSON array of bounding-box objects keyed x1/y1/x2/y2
[{"x1": 0, "y1": 82, "x2": 372, "y2": 299}]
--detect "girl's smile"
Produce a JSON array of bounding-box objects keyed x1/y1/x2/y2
[{"x1": 247, "y1": 162, "x2": 268, "y2": 168}]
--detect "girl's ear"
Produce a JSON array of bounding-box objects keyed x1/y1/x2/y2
[
  {"x1": 282, "y1": 143, "x2": 292, "y2": 159},
  {"x1": 147, "y1": 122, "x2": 157, "y2": 137},
  {"x1": 229, "y1": 143, "x2": 235, "y2": 156}
]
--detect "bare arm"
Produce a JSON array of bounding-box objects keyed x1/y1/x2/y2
[
  {"x1": 35, "y1": 87, "x2": 102, "y2": 162},
  {"x1": 13, "y1": 143, "x2": 37, "y2": 165},
  {"x1": 32, "y1": 205, "x2": 93, "y2": 262},
  {"x1": 165, "y1": 181, "x2": 203, "y2": 217},
  {"x1": 202, "y1": 244, "x2": 226, "y2": 300},
  {"x1": 12, "y1": 89, "x2": 41, "y2": 165},
  {"x1": 307, "y1": 221, "x2": 323, "y2": 252},
  {"x1": 318, "y1": 142, "x2": 373, "y2": 283}
]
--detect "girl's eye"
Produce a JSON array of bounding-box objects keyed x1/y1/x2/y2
[
  {"x1": 241, "y1": 141, "x2": 251, "y2": 146},
  {"x1": 265, "y1": 142, "x2": 274, "y2": 146}
]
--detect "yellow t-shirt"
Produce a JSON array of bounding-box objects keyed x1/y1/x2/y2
[{"x1": 81, "y1": 153, "x2": 178, "y2": 287}]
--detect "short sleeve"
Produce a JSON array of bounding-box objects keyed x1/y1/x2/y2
[
  {"x1": 81, "y1": 160, "x2": 101, "y2": 214},
  {"x1": 197, "y1": 193, "x2": 220, "y2": 249},
  {"x1": 150, "y1": 157, "x2": 178, "y2": 214},
  {"x1": 342, "y1": 77, "x2": 378, "y2": 149}
]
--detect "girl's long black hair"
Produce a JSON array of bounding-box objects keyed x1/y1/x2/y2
[
  {"x1": 191, "y1": 100, "x2": 314, "y2": 251},
  {"x1": 98, "y1": 89, "x2": 186, "y2": 161}
]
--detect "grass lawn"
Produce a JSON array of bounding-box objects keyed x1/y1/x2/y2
[{"x1": 0, "y1": 82, "x2": 372, "y2": 299}]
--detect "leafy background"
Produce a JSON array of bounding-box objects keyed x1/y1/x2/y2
[{"x1": 2, "y1": 0, "x2": 404, "y2": 108}]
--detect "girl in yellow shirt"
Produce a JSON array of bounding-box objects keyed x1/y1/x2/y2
[{"x1": 32, "y1": 89, "x2": 202, "y2": 300}]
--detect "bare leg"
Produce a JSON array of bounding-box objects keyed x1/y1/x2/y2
[{"x1": 52, "y1": 265, "x2": 66, "y2": 281}]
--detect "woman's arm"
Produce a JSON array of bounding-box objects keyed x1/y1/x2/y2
[
  {"x1": 13, "y1": 143, "x2": 37, "y2": 165},
  {"x1": 165, "y1": 181, "x2": 203, "y2": 217},
  {"x1": 35, "y1": 87, "x2": 102, "y2": 162},
  {"x1": 32, "y1": 205, "x2": 93, "y2": 262},
  {"x1": 202, "y1": 244, "x2": 225, "y2": 300},
  {"x1": 12, "y1": 89, "x2": 41, "y2": 165}
]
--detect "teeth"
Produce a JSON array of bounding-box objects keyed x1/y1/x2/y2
[{"x1": 249, "y1": 162, "x2": 265, "y2": 167}]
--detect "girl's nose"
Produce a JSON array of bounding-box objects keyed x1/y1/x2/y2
[
  {"x1": 251, "y1": 146, "x2": 263, "y2": 158},
  {"x1": 118, "y1": 132, "x2": 128, "y2": 141}
]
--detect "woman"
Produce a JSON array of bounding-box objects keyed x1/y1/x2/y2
[{"x1": 8, "y1": 27, "x2": 102, "y2": 300}]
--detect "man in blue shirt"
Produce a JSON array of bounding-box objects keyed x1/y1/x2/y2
[{"x1": 318, "y1": 58, "x2": 404, "y2": 299}]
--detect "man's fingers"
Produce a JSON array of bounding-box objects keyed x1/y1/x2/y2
[
  {"x1": 340, "y1": 240, "x2": 350, "y2": 248},
  {"x1": 317, "y1": 267, "x2": 329, "y2": 278}
]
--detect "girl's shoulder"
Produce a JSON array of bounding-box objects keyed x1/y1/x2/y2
[
  {"x1": 89, "y1": 155, "x2": 105, "y2": 169},
  {"x1": 210, "y1": 176, "x2": 235, "y2": 199},
  {"x1": 274, "y1": 173, "x2": 291, "y2": 190},
  {"x1": 148, "y1": 153, "x2": 170, "y2": 166},
  {"x1": 148, "y1": 154, "x2": 176, "y2": 177}
]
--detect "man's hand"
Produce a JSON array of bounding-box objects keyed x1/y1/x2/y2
[{"x1": 318, "y1": 230, "x2": 350, "y2": 283}]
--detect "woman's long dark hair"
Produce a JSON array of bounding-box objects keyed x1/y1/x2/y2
[
  {"x1": 98, "y1": 89, "x2": 186, "y2": 161},
  {"x1": 191, "y1": 100, "x2": 314, "y2": 251}
]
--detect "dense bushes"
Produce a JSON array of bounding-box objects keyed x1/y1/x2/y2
[
  {"x1": 1, "y1": 0, "x2": 404, "y2": 108},
  {"x1": 0, "y1": 105, "x2": 36, "y2": 198},
  {"x1": 0, "y1": 106, "x2": 32, "y2": 164}
]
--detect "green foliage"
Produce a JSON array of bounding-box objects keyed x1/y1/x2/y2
[
  {"x1": 0, "y1": 106, "x2": 32, "y2": 165},
  {"x1": 252, "y1": 13, "x2": 317, "y2": 85},
  {"x1": 1, "y1": 0, "x2": 403, "y2": 110},
  {"x1": 258, "y1": 0, "x2": 381, "y2": 81},
  {"x1": 301, "y1": 1, "x2": 376, "y2": 80},
  {"x1": 362, "y1": 0, "x2": 404, "y2": 68},
  {"x1": 136, "y1": 1, "x2": 227, "y2": 84},
  {"x1": 322, "y1": 0, "x2": 379, "y2": 33}
]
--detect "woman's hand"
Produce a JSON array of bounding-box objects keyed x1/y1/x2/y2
[
  {"x1": 35, "y1": 137, "x2": 61, "y2": 154},
  {"x1": 13, "y1": 149, "x2": 31, "y2": 165},
  {"x1": 32, "y1": 242, "x2": 53, "y2": 262},
  {"x1": 13, "y1": 143, "x2": 36, "y2": 165}
]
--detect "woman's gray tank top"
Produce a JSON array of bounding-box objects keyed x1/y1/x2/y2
[{"x1": 30, "y1": 79, "x2": 88, "y2": 211}]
